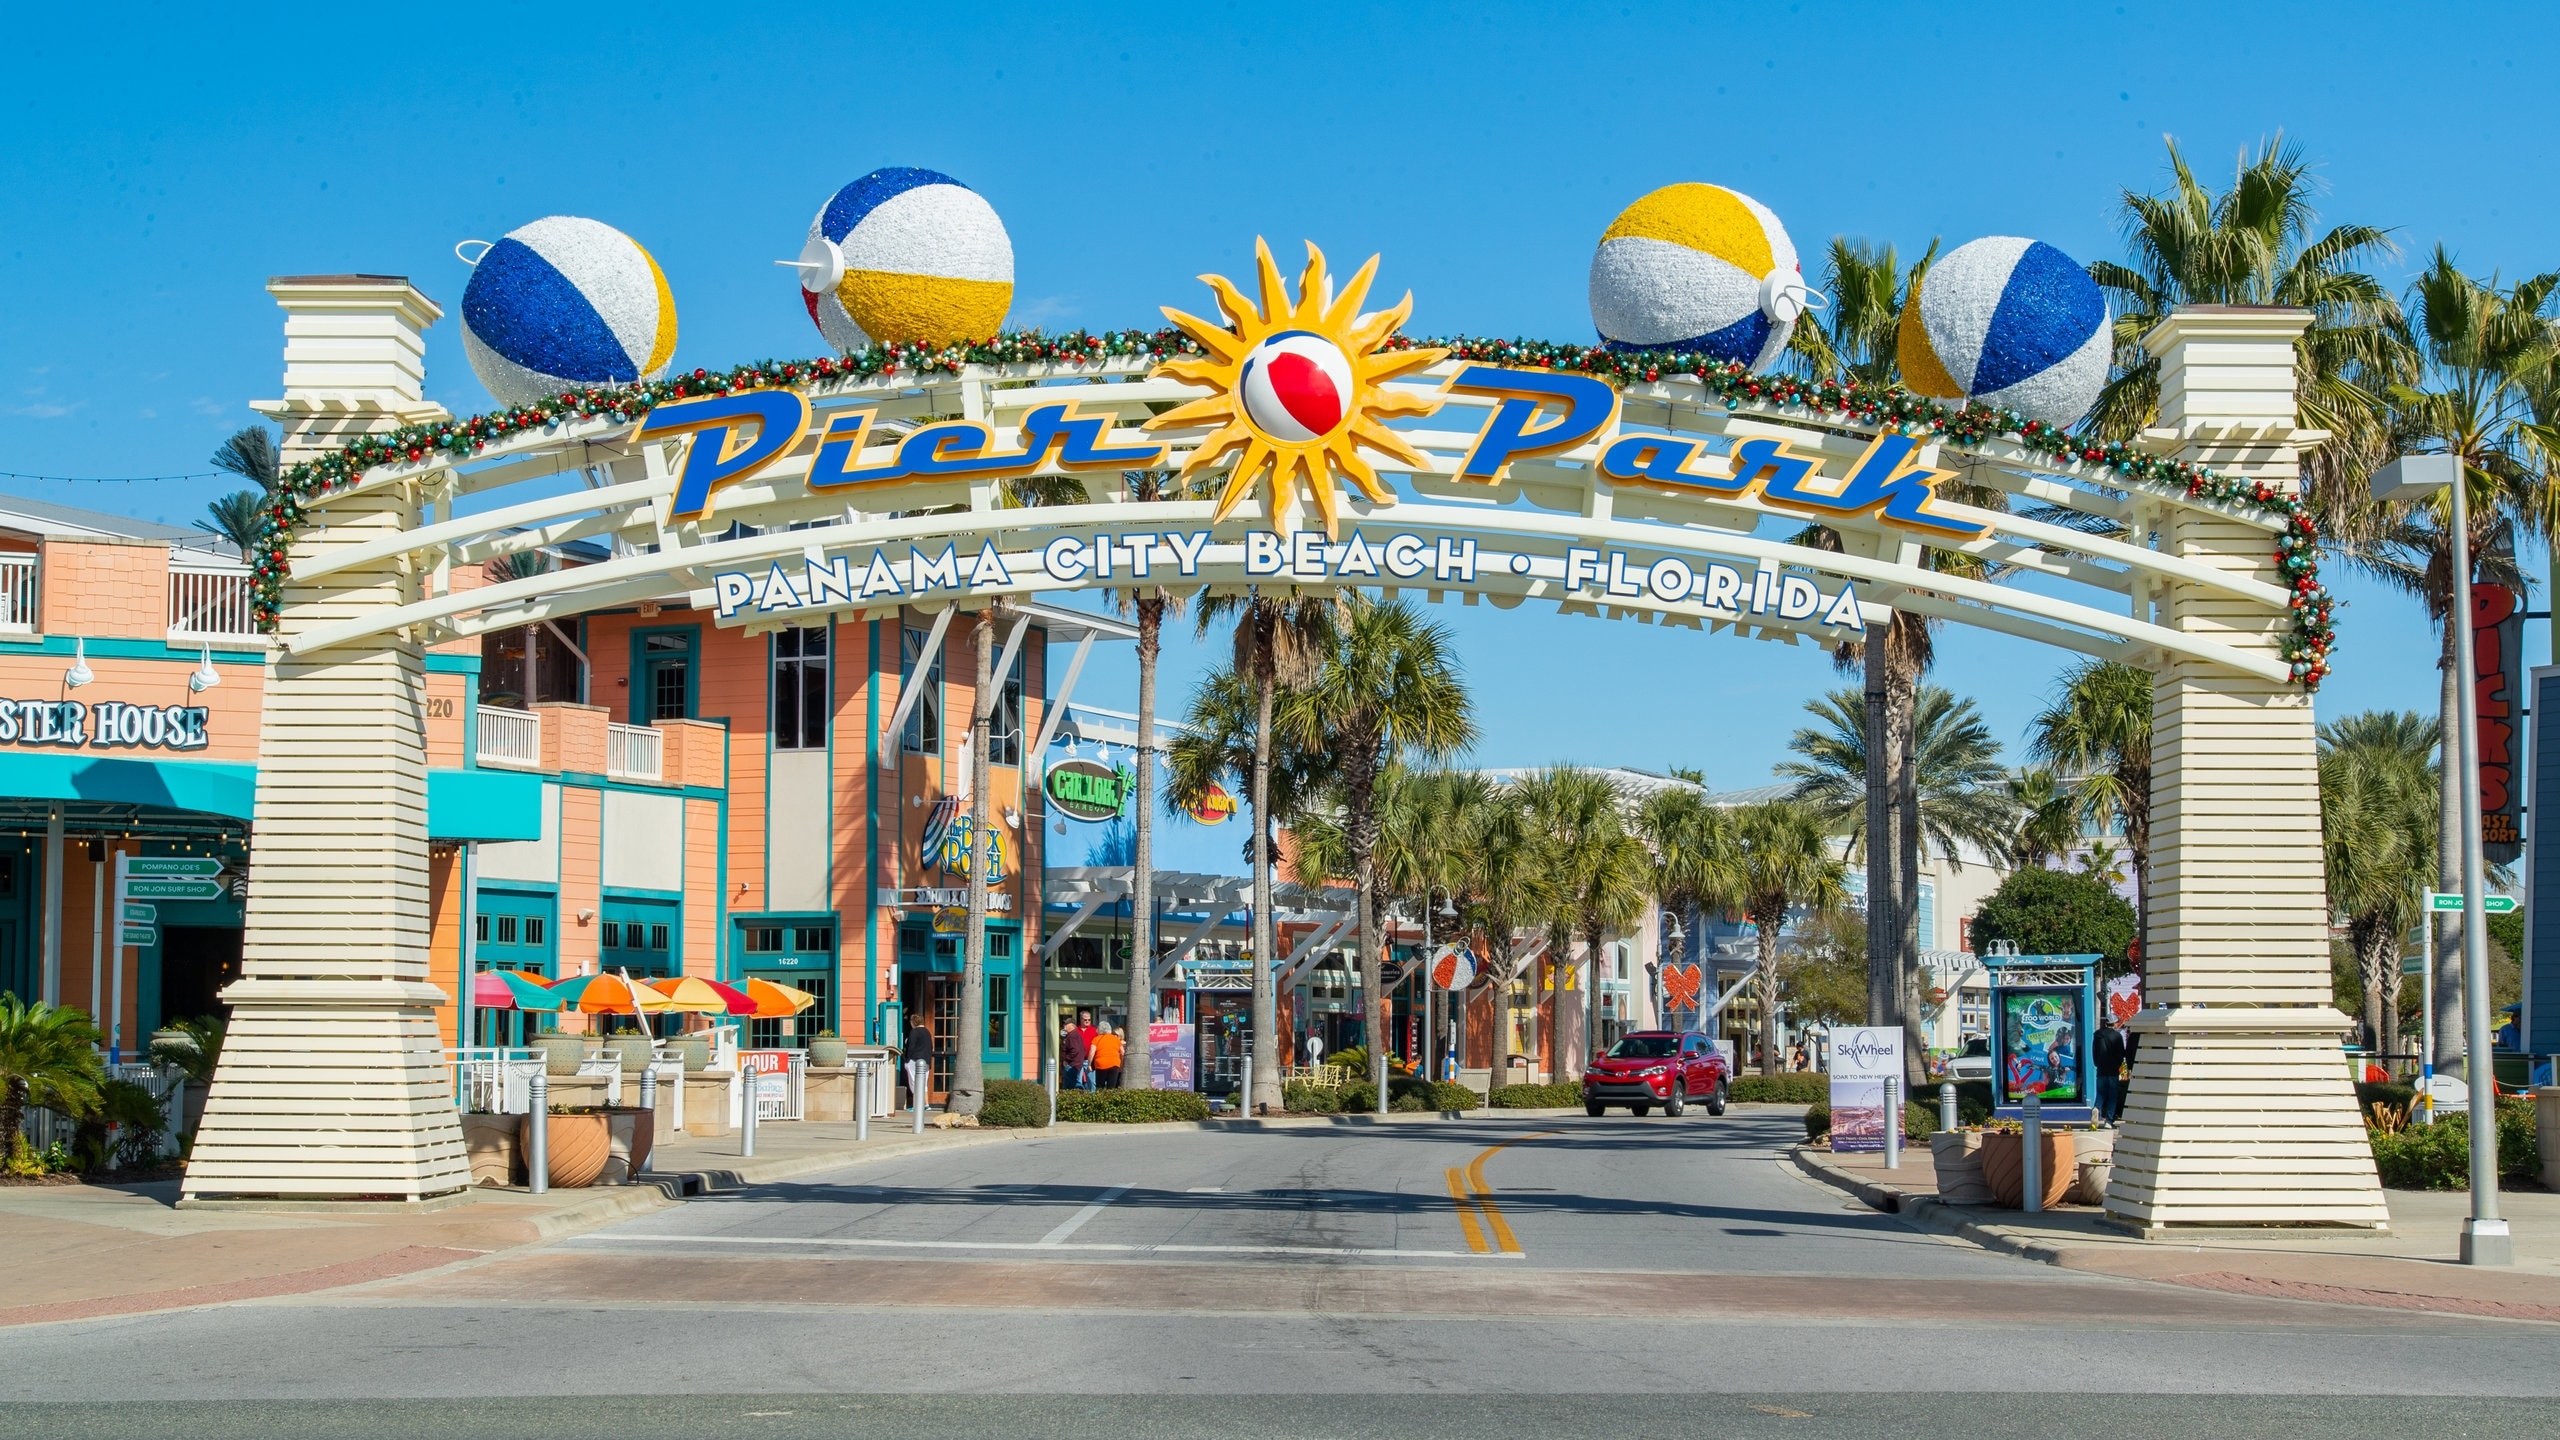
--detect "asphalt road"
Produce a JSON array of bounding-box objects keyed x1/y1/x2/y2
[{"x1": 6, "y1": 1107, "x2": 2558, "y2": 1438}]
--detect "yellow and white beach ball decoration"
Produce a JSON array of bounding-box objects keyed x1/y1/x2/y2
[
  {"x1": 1896, "y1": 236, "x2": 2109, "y2": 427},
  {"x1": 793, "y1": 167, "x2": 1013, "y2": 350},
  {"x1": 459, "y1": 216, "x2": 677, "y2": 407},
  {"x1": 1588, "y1": 183, "x2": 1805, "y2": 372}
]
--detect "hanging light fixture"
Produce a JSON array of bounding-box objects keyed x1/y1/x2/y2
[
  {"x1": 63, "y1": 637, "x2": 92, "y2": 689},
  {"x1": 189, "y1": 643, "x2": 220, "y2": 693}
]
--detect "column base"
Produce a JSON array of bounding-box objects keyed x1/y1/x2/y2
[
  {"x1": 179, "y1": 978, "x2": 470, "y2": 1203},
  {"x1": 2103, "y1": 1005, "x2": 2389, "y2": 1231},
  {"x1": 2462, "y1": 1217, "x2": 2514, "y2": 1266}
]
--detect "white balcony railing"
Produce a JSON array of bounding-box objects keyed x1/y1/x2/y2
[
  {"x1": 0, "y1": 553, "x2": 34, "y2": 633},
  {"x1": 606, "y1": 722, "x2": 663, "y2": 782},
  {"x1": 476, "y1": 704, "x2": 542, "y2": 768},
  {"x1": 168, "y1": 562, "x2": 259, "y2": 640}
]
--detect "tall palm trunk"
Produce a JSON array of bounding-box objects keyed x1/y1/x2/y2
[
  {"x1": 1485, "y1": 929, "x2": 1511, "y2": 1093},
  {"x1": 1357, "y1": 847, "x2": 1385, "y2": 1114},
  {"x1": 1125, "y1": 595, "x2": 1162, "y2": 1088},
  {"x1": 1249, "y1": 652, "x2": 1280, "y2": 1114},
  {"x1": 1583, "y1": 918, "x2": 1607, "y2": 1071},
  {"x1": 1888, "y1": 627, "x2": 1926, "y2": 1087},
  {"x1": 1863, "y1": 630, "x2": 1897, "y2": 1033},
  {"x1": 2351, "y1": 916, "x2": 2394, "y2": 1058},
  {"x1": 2432, "y1": 618, "x2": 2466, "y2": 1069},
  {"x1": 954, "y1": 613, "x2": 996, "y2": 1116},
  {"x1": 1754, "y1": 905, "x2": 1782, "y2": 1076}
]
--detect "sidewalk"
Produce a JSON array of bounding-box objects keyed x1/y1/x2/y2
[
  {"x1": 1793, "y1": 1143, "x2": 2560, "y2": 1322},
  {"x1": 0, "y1": 1104, "x2": 1562, "y2": 1327}
]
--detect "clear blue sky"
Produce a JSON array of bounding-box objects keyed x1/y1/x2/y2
[{"x1": 2, "y1": 2, "x2": 2547, "y2": 874}]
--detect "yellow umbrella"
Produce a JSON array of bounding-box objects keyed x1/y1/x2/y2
[
  {"x1": 648, "y1": 975, "x2": 756, "y2": 1015},
  {"x1": 741, "y1": 977, "x2": 817, "y2": 1019}
]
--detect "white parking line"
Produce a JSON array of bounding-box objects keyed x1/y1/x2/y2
[
  {"x1": 560, "y1": 1233, "x2": 1521, "y2": 1260},
  {"x1": 1038, "y1": 1184, "x2": 1131, "y2": 1246}
]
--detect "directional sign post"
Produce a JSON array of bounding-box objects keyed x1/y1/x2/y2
[
  {"x1": 115, "y1": 856, "x2": 223, "y2": 945},
  {"x1": 122, "y1": 878, "x2": 223, "y2": 902},
  {"x1": 2427, "y1": 892, "x2": 2517, "y2": 913}
]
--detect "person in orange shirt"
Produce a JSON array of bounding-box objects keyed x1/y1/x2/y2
[{"x1": 1092, "y1": 1020, "x2": 1125, "y2": 1090}]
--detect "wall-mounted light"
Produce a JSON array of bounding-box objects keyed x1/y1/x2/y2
[
  {"x1": 64, "y1": 638, "x2": 92, "y2": 689},
  {"x1": 189, "y1": 643, "x2": 220, "y2": 693},
  {"x1": 578, "y1": 909, "x2": 596, "y2": 924}
]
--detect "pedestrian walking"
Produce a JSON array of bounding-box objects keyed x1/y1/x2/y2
[
  {"x1": 1093, "y1": 1020, "x2": 1124, "y2": 1090},
  {"x1": 902, "y1": 1016, "x2": 934, "y2": 1115},
  {"x1": 1059, "y1": 1019, "x2": 1092, "y2": 1093},
  {"x1": 2094, "y1": 1017, "x2": 2128, "y2": 1126}
]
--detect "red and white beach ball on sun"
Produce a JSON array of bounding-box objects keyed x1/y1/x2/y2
[{"x1": 1238, "y1": 330, "x2": 1355, "y2": 442}]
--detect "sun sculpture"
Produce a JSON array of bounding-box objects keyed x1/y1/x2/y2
[{"x1": 1147, "y1": 239, "x2": 1447, "y2": 537}]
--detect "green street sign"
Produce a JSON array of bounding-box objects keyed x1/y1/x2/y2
[
  {"x1": 125, "y1": 857, "x2": 222, "y2": 879},
  {"x1": 121, "y1": 902, "x2": 156, "y2": 926},
  {"x1": 123, "y1": 878, "x2": 222, "y2": 901},
  {"x1": 2427, "y1": 892, "x2": 2517, "y2": 913},
  {"x1": 120, "y1": 927, "x2": 157, "y2": 949},
  {"x1": 2403, "y1": 956, "x2": 2427, "y2": 976}
]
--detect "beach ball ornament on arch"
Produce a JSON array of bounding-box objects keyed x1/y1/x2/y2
[
  {"x1": 1587, "y1": 182, "x2": 1813, "y2": 372},
  {"x1": 787, "y1": 166, "x2": 1015, "y2": 350},
  {"x1": 456, "y1": 216, "x2": 678, "y2": 408},
  {"x1": 1896, "y1": 236, "x2": 2110, "y2": 428}
]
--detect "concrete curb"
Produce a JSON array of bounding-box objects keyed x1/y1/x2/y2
[{"x1": 1786, "y1": 1144, "x2": 2081, "y2": 1266}]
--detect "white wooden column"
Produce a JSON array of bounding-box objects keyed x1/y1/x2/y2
[
  {"x1": 2104, "y1": 307, "x2": 2387, "y2": 1231},
  {"x1": 183, "y1": 277, "x2": 470, "y2": 1203}
]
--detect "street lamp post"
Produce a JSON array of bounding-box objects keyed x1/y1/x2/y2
[{"x1": 2373, "y1": 453, "x2": 2510, "y2": 1265}]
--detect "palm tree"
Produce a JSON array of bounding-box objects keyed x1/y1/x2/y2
[
  {"x1": 2337, "y1": 256, "x2": 2558, "y2": 1067},
  {"x1": 1728, "y1": 801, "x2": 1849, "y2": 1075},
  {"x1": 201, "y1": 425, "x2": 282, "y2": 560},
  {"x1": 2026, "y1": 660, "x2": 2155, "y2": 951},
  {"x1": 1635, "y1": 784, "x2": 1738, "y2": 1035},
  {"x1": 1464, "y1": 783, "x2": 1555, "y2": 1090},
  {"x1": 0, "y1": 994, "x2": 104, "y2": 1162},
  {"x1": 1779, "y1": 685, "x2": 2017, "y2": 867},
  {"x1": 1105, "y1": 470, "x2": 1194, "y2": 1088},
  {"x1": 2005, "y1": 768, "x2": 2083, "y2": 872},
  {"x1": 1788, "y1": 237, "x2": 1937, "y2": 386},
  {"x1": 2086, "y1": 134, "x2": 2403, "y2": 491},
  {"x1": 1280, "y1": 598, "x2": 1475, "y2": 1113},
  {"x1": 2318, "y1": 711, "x2": 2441, "y2": 1063},
  {"x1": 199, "y1": 491, "x2": 265, "y2": 560},
  {"x1": 1514, "y1": 767, "x2": 1651, "y2": 1078}
]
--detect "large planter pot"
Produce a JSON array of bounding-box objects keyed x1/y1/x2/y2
[
  {"x1": 460, "y1": 1113, "x2": 521, "y2": 1186},
  {"x1": 537, "y1": 1035, "x2": 589, "y2": 1077},
  {"x1": 809, "y1": 1037, "x2": 848, "y2": 1068},
  {"x1": 2074, "y1": 1157, "x2": 2113, "y2": 1206},
  {"x1": 1978, "y1": 1129, "x2": 2075, "y2": 1209},
  {"x1": 2539, "y1": 1087, "x2": 2560, "y2": 1192},
  {"x1": 599, "y1": 1107, "x2": 654, "y2": 1183},
  {"x1": 521, "y1": 1112, "x2": 611, "y2": 1188},
  {"x1": 1930, "y1": 1130, "x2": 1993, "y2": 1206},
  {"x1": 608, "y1": 1036, "x2": 657, "y2": 1073},
  {"x1": 672, "y1": 1037, "x2": 711, "y2": 1073}
]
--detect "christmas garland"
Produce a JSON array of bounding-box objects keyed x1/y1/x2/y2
[{"x1": 248, "y1": 329, "x2": 2333, "y2": 689}]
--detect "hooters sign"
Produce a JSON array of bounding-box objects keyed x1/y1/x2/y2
[{"x1": 2474, "y1": 582, "x2": 2524, "y2": 863}]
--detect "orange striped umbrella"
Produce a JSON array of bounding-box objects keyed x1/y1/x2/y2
[
  {"x1": 647, "y1": 975, "x2": 755, "y2": 1015},
  {"x1": 548, "y1": 970, "x2": 676, "y2": 1015},
  {"x1": 740, "y1": 977, "x2": 818, "y2": 1019}
]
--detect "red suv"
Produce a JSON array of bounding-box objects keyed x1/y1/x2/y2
[{"x1": 1583, "y1": 1031, "x2": 1729, "y2": 1117}]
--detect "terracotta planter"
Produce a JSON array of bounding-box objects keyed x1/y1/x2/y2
[
  {"x1": 460, "y1": 1113, "x2": 520, "y2": 1186},
  {"x1": 1930, "y1": 1130, "x2": 1993, "y2": 1206},
  {"x1": 1978, "y1": 1129, "x2": 2075, "y2": 1209},
  {"x1": 522, "y1": 1112, "x2": 611, "y2": 1188},
  {"x1": 809, "y1": 1037, "x2": 848, "y2": 1068}
]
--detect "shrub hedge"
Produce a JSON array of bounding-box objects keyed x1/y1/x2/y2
[
  {"x1": 1055, "y1": 1088, "x2": 1211, "y2": 1124},
  {"x1": 1729, "y1": 1073, "x2": 1828, "y2": 1105},
  {"x1": 1282, "y1": 1080, "x2": 1342, "y2": 1114},
  {"x1": 1489, "y1": 1081, "x2": 1584, "y2": 1109},
  {"x1": 2369, "y1": 1101, "x2": 2537, "y2": 1189},
  {"x1": 977, "y1": 1079, "x2": 1050, "y2": 1128},
  {"x1": 1328, "y1": 1077, "x2": 1476, "y2": 1113}
]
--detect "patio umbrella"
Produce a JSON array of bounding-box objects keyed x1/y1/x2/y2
[
  {"x1": 740, "y1": 977, "x2": 818, "y2": 1019},
  {"x1": 473, "y1": 969, "x2": 561, "y2": 1011},
  {"x1": 548, "y1": 970, "x2": 677, "y2": 1016},
  {"x1": 648, "y1": 975, "x2": 755, "y2": 1015}
]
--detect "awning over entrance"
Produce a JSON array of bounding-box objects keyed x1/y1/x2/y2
[{"x1": 0, "y1": 755, "x2": 544, "y2": 843}]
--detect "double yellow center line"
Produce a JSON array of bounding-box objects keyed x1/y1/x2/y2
[{"x1": 1447, "y1": 1130, "x2": 1556, "y2": 1255}]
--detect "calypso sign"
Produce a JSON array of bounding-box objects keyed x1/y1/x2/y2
[{"x1": 1044, "y1": 758, "x2": 1130, "y2": 823}]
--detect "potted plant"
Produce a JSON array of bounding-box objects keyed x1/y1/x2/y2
[
  {"x1": 1929, "y1": 1127, "x2": 1992, "y2": 1205},
  {"x1": 536, "y1": 1033, "x2": 589, "y2": 1076},
  {"x1": 809, "y1": 1029, "x2": 848, "y2": 1067},
  {"x1": 608, "y1": 1034, "x2": 656, "y2": 1073},
  {"x1": 1977, "y1": 1122, "x2": 2075, "y2": 1209},
  {"x1": 670, "y1": 1034, "x2": 711, "y2": 1072},
  {"x1": 521, "y1": 1105, "x2": 611, "y2": 1187}
]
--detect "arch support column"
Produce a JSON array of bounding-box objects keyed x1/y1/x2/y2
[
  {"x1": 182, "y1": 277, "x2": 469, "y2": 1203},
  {"x1": 2104, "y1": 307, "x2": 2387, "y2": 1231}
]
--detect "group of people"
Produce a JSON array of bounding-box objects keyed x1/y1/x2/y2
[{"x1": 1057, "y1": 1008, "x2": 1125, "y2": 1091}]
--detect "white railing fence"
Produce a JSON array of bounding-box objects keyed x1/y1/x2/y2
[
  {"x1": 606, "y1": 722, "x2": 663, "y2": 781},
  {"x1": 168, "y1": 563, "x2": 259, "y2": 640},
  {"x1": 0, "y1": 553, "x2": 34, "y2": 633},
  {"x1": 476, "y1": 704, "x2": 542, "y2": 767}
]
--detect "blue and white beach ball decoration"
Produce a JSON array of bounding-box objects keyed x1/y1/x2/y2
[
  {"x1": 1896, "y1": 236, "x2": 2109, "y2": 427},
  {"x1": 458, "y1": 216, "x2": 677, "y2": 407},
  {"x1": 1588, "y1": 183, "x2": 1805, "y2": 372},
  {"x1": 794, "y1": 167, "x2": 1013, "y2": 350}
]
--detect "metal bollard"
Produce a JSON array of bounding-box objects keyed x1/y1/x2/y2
[
  {"x1": 1882, "y1": 1075, "x2": 1901, "y2": 1170},
  {"x1": 855, "y1": 1061, "x2": 869, "y2": 1144},
  {"x1": 527, "y1": 1072, "x2": 550, "y2": 1195},
  {"x1": 912, "y1": 1061, "x2": 926, "y2": 1135},
  {"x1": 1240, "y1": 1055, "x2": 1253, "y2": 1118},
  {"x1": 637, "y1": 1066, "x2": 657, "y2": 1173},
  {"x1": 1940, "y1": 1081, "x2": 1958, "y2": 1133},
  {"x1": 1047, "y1": 1053, "x2": 1059, "y2": 1128},
  {"x1": 2022, "y1": 1092, "x2": 2043, "y2": 1214},
  {"x1": 741, "y1": 1066, "x2": 758, "y2": 1157}
]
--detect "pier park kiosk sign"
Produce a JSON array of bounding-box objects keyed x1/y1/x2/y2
[{"x1": 193, "y1": 242, "x2": 2379, "y2": 1233}]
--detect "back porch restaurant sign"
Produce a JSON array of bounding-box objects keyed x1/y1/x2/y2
[{"x1": 1828, "y1": 1025, "x2": 1903, "y2": 1154}]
